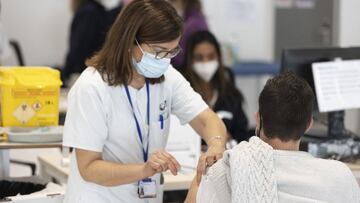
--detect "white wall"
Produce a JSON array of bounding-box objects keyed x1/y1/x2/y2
[
  {"x1": 2, "y1": 0, "x2": 360, "y2": 67},
  {"x1": 202, "y1": 0, "x2": 275, "y2": 62},
  {"x1": 338, "y1": 0, "x2": 360, "y2": 47},
  {"x1": 1, "y1": 0, "x2": 72, "y2": 66},
  {"x1": 2, "y1": 0, "x2": 274, "y2": 67},
  {"x1": 338, "y1": 0, "x2": 360, "y2": 134}
]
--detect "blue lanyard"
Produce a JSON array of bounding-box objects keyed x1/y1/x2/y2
[{"x1": 124, "y1": 81, "x2": 150, "y2": 162}]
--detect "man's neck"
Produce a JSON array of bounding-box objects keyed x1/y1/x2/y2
[{"x1": 260, "y1": 135, "x2": 300, "y2": 151}]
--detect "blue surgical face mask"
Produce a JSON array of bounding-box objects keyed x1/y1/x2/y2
[{"x1": 134, "y1": 40, "x2": 171, "y2": 78}]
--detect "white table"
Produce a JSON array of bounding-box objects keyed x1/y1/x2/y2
[
  {"x1": 38, "y1": 154, "x2": 195, "y2": 191},
  {"x1": 0, "y1": 142, "x2": 62, "y2": 178}
]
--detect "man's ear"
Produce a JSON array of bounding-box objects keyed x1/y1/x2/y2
[
  {"x1": 304, "y1": 117, "x2": 314, "y2": 134},
  {"x1": 255, "y1": 111, "x2": 260, "y2": 129}
]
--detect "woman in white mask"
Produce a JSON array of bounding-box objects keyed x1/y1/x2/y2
[
  {"x1": 62, "y1": 1, "x2": 227, "y2": 202},
  {"x1": 182, "y1": 31, "x2": 249, "y2": 145}
]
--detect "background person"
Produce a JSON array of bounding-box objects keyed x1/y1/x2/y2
[
  {"x1": 168, "y1": 0, "x2": 208, "y2": 69},
  {"x1": 62, "y1": 0, "x2": 122, "y2": 86},
  {"x1": 182, "y1": 30, "x2": 249, "y2": 144}
]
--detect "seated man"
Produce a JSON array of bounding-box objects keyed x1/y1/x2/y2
[{"x1": 186, "y1": 72, "x2": 360, "y2": 203}]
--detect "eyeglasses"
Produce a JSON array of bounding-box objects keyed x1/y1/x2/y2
[
  {"x1": 147, "y1": 44, "x2": 182, "y2": 60},
  {"x1": 136, "y1": 39, "x2": 182, "y2": 60}
]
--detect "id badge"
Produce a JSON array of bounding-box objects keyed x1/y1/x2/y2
[{"x1": 138, "y1": 178, "x2": 157, "y2": 199}]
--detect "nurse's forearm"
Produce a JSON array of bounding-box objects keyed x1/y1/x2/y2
[
  {"x1": 76, "y1": 149, "x2": 149, "y2": 187},
  {"x1": 82, "y1": 160, "x2": 148, "y2": 186},
  {"x1": 190, "y1": 108, "x2": 227, "y2": 147}
]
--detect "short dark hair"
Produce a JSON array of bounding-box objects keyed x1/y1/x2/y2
[
  {"x1": 87, "y1": 0, "x2": 183, "y2": 86},
  {"x1": 259, "y1": 72, "x2": 315, "y2": 141}
]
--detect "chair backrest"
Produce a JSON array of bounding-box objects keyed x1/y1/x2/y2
[{"x1": 9, "y1": 40, "x2": 25, "y2": 66}]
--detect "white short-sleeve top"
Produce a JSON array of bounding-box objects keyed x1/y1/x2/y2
[{"x1": 63, "y1": 66, "x2": 208, "y2": 203}]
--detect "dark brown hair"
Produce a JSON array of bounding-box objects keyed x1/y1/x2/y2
[
  {"x1": 71, "y1": 0, "x2": 88, "y2": 12},
  {"x1": 183, "y1": 0, "x2": 201, "y2": 17},
  {"x1": 259, "y1": 72, "x2": 314, "y2": 141},
  {"x1": 182, "y1": 31, "x2": 243, "y2": 102},
  {"x1": 86, "y1": 0, "x2": 183, "y2": 86}
]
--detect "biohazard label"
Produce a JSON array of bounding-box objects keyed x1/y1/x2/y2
[
  {"x1": 32, "y1": 101, "x2": 42, "y2": 111},
  {"x1": 13, "y1": 102, "x2": 35, "y2": 124}
]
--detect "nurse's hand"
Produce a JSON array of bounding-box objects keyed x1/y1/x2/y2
[
  {"x1": 196, "y1": 144, "x2": 225, "y2": 184},
  {"x1": 143, "y1": 150, "x2": 181, "y2": 178}
]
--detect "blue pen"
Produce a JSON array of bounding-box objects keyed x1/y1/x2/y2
[{"x1": 160, "y1": 114, "x2": 164, "y2": 130}]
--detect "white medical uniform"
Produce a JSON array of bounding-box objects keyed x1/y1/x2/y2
[{"x1": 63, "y1": 66, "x2": 208, "y2": 203}]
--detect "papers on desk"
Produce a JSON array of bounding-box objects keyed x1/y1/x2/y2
[
  {"x1": 312, "y1": 60, "x2": 360, "y2": 112},
  {"x1": 166, "y1": 115, "x2": 201, "y2": 173}
]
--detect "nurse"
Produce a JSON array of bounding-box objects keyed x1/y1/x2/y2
[{"x1": 62, "y1": 0, "x2": 227, "y2": 202}]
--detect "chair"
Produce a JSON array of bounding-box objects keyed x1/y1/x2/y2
[{"x1": 9, "y1": 40, "x2": 25, "y2": 66}]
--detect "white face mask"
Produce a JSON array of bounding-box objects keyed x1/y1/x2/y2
[
  {"x1": 96, "y1": 0, "x2": 120, "y2": 10},
  {"x1": 193, "y1": 60, "x2": 219, "y2": 82}
]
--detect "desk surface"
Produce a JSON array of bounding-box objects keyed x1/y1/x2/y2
[
  {"x1": 347, "y1": 161, "x2": 360, "y2": 171},
  {"x1": 39, "y1": 153, "x2": 360, "y2": 191},
  {"x1": 0, "y1": 142, "x2": 62, "y2": 149},
  {"x1": 38, "y1": 154, "x2": 195, "y2": 191}
]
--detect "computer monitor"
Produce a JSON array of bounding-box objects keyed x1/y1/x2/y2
[
  {"x1": 280, "y1": 47, "x2": 360, "y2": 138},
  {"x1": 281, "y1": 47, "x2": 360, "y2": 110}
]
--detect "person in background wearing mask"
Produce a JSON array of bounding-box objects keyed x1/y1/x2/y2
[
  {"x1": 182, "y1": 31, "x2": 249, "y2": 145},
  {"x1": 62, "y1": 0, "x2": 122, "y2": 86},
  {"x1": 63, "y1": 1, "x2": 226, "y2": 202},
  {"x1": 168, "y1": 0, "x2": 208, "y2": 69}
]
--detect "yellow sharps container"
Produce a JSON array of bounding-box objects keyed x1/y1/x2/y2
[{"x1": 0, "y1": 67, "x2": 62, "y2": 127}]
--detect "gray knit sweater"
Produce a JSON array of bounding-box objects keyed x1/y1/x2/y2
[{"x1": 205, "y1": 136, "x2": 278, "y2": 203}]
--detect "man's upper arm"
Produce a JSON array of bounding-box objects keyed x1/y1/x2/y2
[{"x1": 197, "y1": 176, "x2": 220, "y2": 203}]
